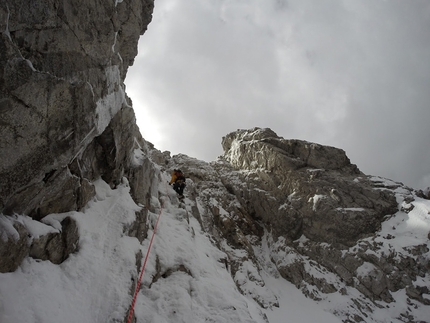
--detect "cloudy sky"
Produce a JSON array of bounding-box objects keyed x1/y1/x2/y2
[{"x1": 125, "y1": 0, "x2": 430, "y2": 190}]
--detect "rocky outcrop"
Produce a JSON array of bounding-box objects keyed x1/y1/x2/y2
[
  {"x1": 221, "y1": 127, "x2": 398, "y2": 247},
  {"x1": 0, "y1": 0, "x2": 154, "y2": 218},
  {"x1": 29, "y1": 216, "x2": 79, "y2": 264},
  {"x1": 0, "y1": 0, "x2": 154, "y2": 272},
  {"x1": 0, "y1": 214, "x2": 79, "y2": 271},
  {"x1": 166, "y1": 128, "x2": 427, "y2": 322}
]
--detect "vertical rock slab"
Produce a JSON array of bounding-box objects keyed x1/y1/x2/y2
[{"x1": 0, "y1": 0, "x2": 154, "y2": 218}]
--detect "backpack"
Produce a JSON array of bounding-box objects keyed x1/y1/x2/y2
[{"x1": 176, "y1": 169, "x2": 185, "y2": 183}]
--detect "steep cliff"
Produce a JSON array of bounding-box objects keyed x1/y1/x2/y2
[
  {"x1": 0, "y1": 0, "x2": 154, "y2": 271},
  {"x1": 0, "y1": 0, "x2": 154, "y2": 216}
]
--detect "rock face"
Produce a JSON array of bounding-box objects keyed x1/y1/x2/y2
[
  {"x1": 221, "y1": 128, "x2": 398, "y2": 247},
  {"x1": 29, "y1": 216, "x2": 79, "y2": 264},
  {"x1": 0, "y1": 0, "x2": 154, "y2": 218},
  {"x1": 0, "y1": 0, "x2": 154, "y2": 271},
  {"x1": 170, "y1": 128, "x2": 429, "y2": 321}
]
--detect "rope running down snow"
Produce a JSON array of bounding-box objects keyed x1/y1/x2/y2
[{"x1": 126, "y1": 185, "x2": 167, "y2": 323}]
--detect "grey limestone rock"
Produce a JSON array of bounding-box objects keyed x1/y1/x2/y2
[
  {"x1": 0, "y1": 0, "x2": 154, "y2": 218},
  {"x1": 222, "y1": 127, "x2": 398, "y2": 247},
  {"x1": 0, "y1": 0, "x2": 154, "y2": 275},
  {"x1": 169, "y1": 127, "x2": 426, "y2": 320},
  {"x1": 29, "y1": 216, "x2": 79, "y2": 264}
]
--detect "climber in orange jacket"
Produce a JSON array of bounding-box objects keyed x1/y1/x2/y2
[{"x1": 169, "y1": 169, "x2": 186, "y2": 199}]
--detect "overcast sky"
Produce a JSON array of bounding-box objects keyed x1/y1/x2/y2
[{"x1": 125, "y1": 0, "x2": 430, "y2": 190}]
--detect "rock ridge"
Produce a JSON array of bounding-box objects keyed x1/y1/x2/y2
[
  {"x1": 221, "y1": 127, "x2": 398, "y2": 247},
  {"x1": 166, "y1": 129, "x2": 428, "y2": 322}
]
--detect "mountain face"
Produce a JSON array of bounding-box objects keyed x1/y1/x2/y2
[
  {"x1": 174, "y1": 129, "x2": 429, "y2": 320},
  {"x1": 1, "y1": 2, "x2": 429, "y2": 323},
  {"x1": 221, "y1": 128, "x2": 398, "y2": 247},
  {"x1": 0, "y1": 0, "x2": 154, "y2": 270},
  {"x1": 0, "y1": 0, "x2": 154, "y2": 217}
]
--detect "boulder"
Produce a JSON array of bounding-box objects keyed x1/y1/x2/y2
[
  {"x1": 29, "y1": 216, "x2": 79, "y2": 264},
  {"x1": 0, "y1": 219, "x2": 29, "y2": 273}
]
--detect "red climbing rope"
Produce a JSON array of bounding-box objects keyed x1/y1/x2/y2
[{"x1": 126, "y1": 195, "x2": 165, "y2": 323}]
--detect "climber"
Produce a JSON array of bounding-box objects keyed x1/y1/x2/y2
[{"x1": 169, "y1": 169, "x2": 186, "y2": 199}]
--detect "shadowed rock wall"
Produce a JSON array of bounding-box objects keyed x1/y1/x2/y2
[
  {"x1": 0, "y1": 0, "x2": 154, "y2": 272},
  {"x1": 0, "y1": 0, "x2": 154, "y2": 218}
]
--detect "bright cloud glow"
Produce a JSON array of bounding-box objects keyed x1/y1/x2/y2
[{"x1": 125, "y1": 0, "x2": 430, "y2": 189}]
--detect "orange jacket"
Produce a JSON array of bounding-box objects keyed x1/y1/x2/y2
[
  {"x1": 169, "y1": 172, "x2": 178, "y2": 185},
  {"x1": 169, "y1": 171, "x2": 185, "y2": 185}
]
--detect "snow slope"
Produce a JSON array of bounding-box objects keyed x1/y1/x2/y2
[
  {"x1": 0, "y1": 174, "x2": 344, "y2": 323},
  {"x1": 0, "y1": 179, "x2": 140, "y2": 323}
]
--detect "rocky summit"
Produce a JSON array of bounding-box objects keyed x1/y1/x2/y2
[{"x1": 0, "y1": 1, "x2": 429, "y2": 323}]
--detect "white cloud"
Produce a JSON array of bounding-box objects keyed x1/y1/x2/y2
[{"x1": 125, "y1": 0, "x2": 430, "y2": 189}]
